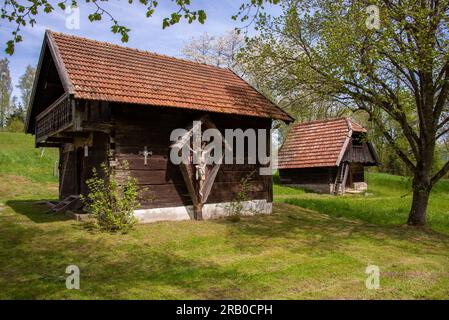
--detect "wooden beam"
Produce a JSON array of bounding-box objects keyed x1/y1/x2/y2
[
  {"x1": 36, "y1": 142, "x2": 62, "y2": 148},
  {"x1": 170, "y1": 114, "x2": 230, "y2": 220},
  {"x1": 47, "y1": 137, "x2": 73, "y2": 143},
  {"x1": 179, "y1": 163, "x2": 200, "y2": 207},
  {"x1": 200, "y1": 163, "x2": 221, "y2": 204}
]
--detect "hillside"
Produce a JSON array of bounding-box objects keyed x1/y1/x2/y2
[{"x1": 0, "y1": 132, "x2": 58, "y2": 183}]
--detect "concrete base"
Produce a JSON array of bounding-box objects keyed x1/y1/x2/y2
[
  {"x1": 134, "y1": 199, "x2": 273, "y2": 223},
  {"x1": 353, "y1": 182, "x2": 368, "y2": 191},
  {"x1": 286, "y1": 182, "x2": 368, "y2": 195}
]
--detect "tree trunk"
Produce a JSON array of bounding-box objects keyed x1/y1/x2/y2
[{"x1": 407, "y1": 174, "x2": 431, "y2": 226}]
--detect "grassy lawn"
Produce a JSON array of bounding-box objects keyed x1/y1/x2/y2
[
  {"x1": 1, "y1": 132, "x2": 449, "y2": 299},
  {"x1": 274, "y1": 172, "x2": 449, "y2": 235},
  {"x1": 0, "y1": 132, "x2": 58, "y2": 183}
]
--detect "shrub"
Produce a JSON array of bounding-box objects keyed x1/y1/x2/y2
[
  {"x1": 81, "y1": 161, "x2": 139, "y2": 233},
  {"x1": 226, "y1": 170, "x2": 256, "y2": 222},
  {"x1": 6, "y1": 118, "x2": 24, "y2": 133}
]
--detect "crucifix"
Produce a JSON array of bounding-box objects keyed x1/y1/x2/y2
[{"x1": 139, "y1": 146, "x2": 153, "y2": 166}]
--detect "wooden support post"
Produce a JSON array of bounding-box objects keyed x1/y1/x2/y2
[
  {"x1": 194, "y1": 203, "x2": 203, "y2": 220},
  {"x1": 341, "y1": 163, "x2": 350, "y2": 194}
]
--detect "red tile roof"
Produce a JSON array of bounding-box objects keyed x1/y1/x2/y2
[
  {"x1": 278, "y1": 118, "x2": 367, "y2": 169},
  {"x1": 47, "y1": 31, "x2": 292, "y2": 121}
]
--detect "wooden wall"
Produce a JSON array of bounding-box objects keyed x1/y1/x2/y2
[
  {"x1": 279, "y1": 167, "x2": 337, "y2": 185},
  {"x1": 350, "y1": 163, "x2": 365, "y2": 183},
  {"x1": 58, "y1": 132, "x2": 108, "y2": 199},
  {"x1": 279, "y1": 164, "x2": 366, "y2": 188},
  {"x1": 59, "y1": 145, "x2": 77, "y2": 199},
  {"x1": 111, "y1": 104, "x2": 273, "y2": 209}
]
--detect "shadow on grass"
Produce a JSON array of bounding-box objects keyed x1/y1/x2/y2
[
  {"x1": 6, "y1": 199, "x2": 72, "y2": 223},
  {"x1": 0, "y1": 216, "x2": 253, "y2": 299},
  {"x1": 214, "y1": 203, "x2": 449, "y2": 256},
  {"x1": 281, "y1": 196, "x2": 449, "y2": 236}
]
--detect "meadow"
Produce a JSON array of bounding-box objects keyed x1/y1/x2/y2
[
  {"x1": 274, "y1": 173, "x2": 449, "y2": 235},
  {"x1": 1, "y1": 132, "x2": 448, "y2": 299}
]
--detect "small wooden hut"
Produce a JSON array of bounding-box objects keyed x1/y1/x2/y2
[
  {"x1": 25, "y1": 30, "x2": 292, "y2": 222},
  {"x1": 278, "y1": 118, "x2": 379, "y2": 194}
]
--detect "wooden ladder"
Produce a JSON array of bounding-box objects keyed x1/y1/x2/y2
[
  {"x1": 49, "y1": 195, "x2": 81, "y2": 213},
  {"x1": 334, "y1": 163, "x2": 349, "y2": 195}
]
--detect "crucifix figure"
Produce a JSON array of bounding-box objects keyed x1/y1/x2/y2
[
  {"x1": 139, "y1": 146, "x2": 153, "y2": 166},
  {"x1": 190, "y1": 141, "x2": 210, "y2": 199}
]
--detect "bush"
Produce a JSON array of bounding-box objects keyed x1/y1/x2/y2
[
  {"x1": 82, "y1": 161, "x2": 140, "y2": 233},
  {"x1": 226, "y1": 170, "x2": 256, "y2": 222},
  {"x1": 6, "y1": 118, "x2": 24, "y2": 133}
]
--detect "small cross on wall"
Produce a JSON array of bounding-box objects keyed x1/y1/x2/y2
[{"x1": 139, "y1": 146, "x2": 153, "y2": 166}]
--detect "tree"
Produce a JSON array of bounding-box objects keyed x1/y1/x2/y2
[
  {"x1": 0, "y1": 58, "x2": 13, "y2": 129},
  {"x1": 182, "y1": 31, "x2": 244, "y2": 68},
  {"x1": 237, "y1": 31, "x2": 349, "y2": 139},
  {"x1": 240, "y1": 0, "x2": 449, "y2": 226},
  {"x1": 182, "y1": 33, "x2": 215, "y2": 65},
  {"x1": 17, "y1": 65, "x2": 36, "y2": 112},
  {"x1": 6, "y1": 96, "x2": 25, "y2": 132}
]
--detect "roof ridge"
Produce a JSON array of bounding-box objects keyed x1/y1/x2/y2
[
  {"x1": 46, "y1": 29, "x2": 232, "y2": 72},
  {"x1": 344, "y1": 117, "x2": 352, "y2": 132},
  {"x1": 292, "y1": 116, "x2": 366, "y2": 130},
  {"x1": 293, "y1": 117, "x2": 347, "y2": 127}
]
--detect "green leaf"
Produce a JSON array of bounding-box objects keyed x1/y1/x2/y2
[
  {"x1": 198, "y1": 10, "x2": 207, "y2": 24},
  {"x1": 5, "y1": 40, "x2": 14, "y2": 55},
  {"x1": 162, "y1": 18, "x2": 170, "y2": 29}
]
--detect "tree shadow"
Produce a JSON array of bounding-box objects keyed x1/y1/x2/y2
[
  {"x1": 1, "y1": 216, "x2": 254, "y2": 299},
  {"x1": 6, "y1": 199, "x2": 72, "y2": 223},
  {"x1": 212, "y1": 203, "x2": 449, "y2": 256}
]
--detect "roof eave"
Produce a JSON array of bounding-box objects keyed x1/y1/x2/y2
[
  {"x1": 25, "y1": 30, "x2": 75, "y2": 134},
  {"x1": 24, "y1": 34, "x2": 47, "y2": 134},
  {"x1": 45, "y1": 30, "x2": 75, "y2": 94},
  {"x1": 227, "y1": 68, "x2": 294, "y2": 123}
]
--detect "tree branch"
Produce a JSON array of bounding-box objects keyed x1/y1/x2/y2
[{"x1": 431, "y1": 160, "x2": 449, "y2": 185}]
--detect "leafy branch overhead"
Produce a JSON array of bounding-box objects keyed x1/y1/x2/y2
[
  {"x1": 1, "y1": 0, "x2": 204, "y2": 54},
  {"x1": 1, "y1": 0, "x2": 282, "y2": 55}
]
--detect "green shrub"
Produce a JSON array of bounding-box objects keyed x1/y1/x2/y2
[
  {"x1": 226, "y1": 170, "x2": 256, "y2": 222},
  {"x1": 82, "y1": 161, "x2": 139, "y2": 233},
  {"x1": 6, "y1": 118, "x2": 24, "y2": 133}
]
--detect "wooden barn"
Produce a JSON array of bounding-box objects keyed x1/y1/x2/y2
[
  {"x1": 25, "y1": 30, "x2": 292, "y2": 222},
  {"x1": 278, "y1": 118, "x2": 379, "y2": 194}
]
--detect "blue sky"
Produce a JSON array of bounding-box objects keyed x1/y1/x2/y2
[{"x1": 0, "y1": 0, "x2": 275, "y2": 99}]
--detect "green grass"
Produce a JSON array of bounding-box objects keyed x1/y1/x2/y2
[
  {"x1": 0, "y1": 132, "x2": 58, "y2": 183},
  {"x1": 274, "y1": 172, "x2": 449, "y2": 235},
  {"x1": 1, "y1": 132, "x2": 449, "y2": 299}
]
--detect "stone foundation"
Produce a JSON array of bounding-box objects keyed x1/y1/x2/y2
[
  {"x1": 286, "y1": 183, "x2": 368, "y2": 195},
  {"x1": 353, "y1": 182, "x2": 368, "y2": 192},
  {"x1": 133, "y1": 199, "x2": 272, "y2": 223}
]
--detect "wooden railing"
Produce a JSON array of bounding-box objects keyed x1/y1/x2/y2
[{"x1": 36, "y1": 94, "x2": 73, "y2": 142}]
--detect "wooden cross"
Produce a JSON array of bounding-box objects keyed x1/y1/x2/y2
[{"x1": 139, "y1": 146, "x2": 153, "y2": 166}]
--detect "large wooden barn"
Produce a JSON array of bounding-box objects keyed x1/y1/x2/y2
[
  {"x1": 25, "y1": 30, "x2": 292, "y2": 222},
  {"x1": 278, "y1": 118, "x2": 379, "y2": 194}
]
